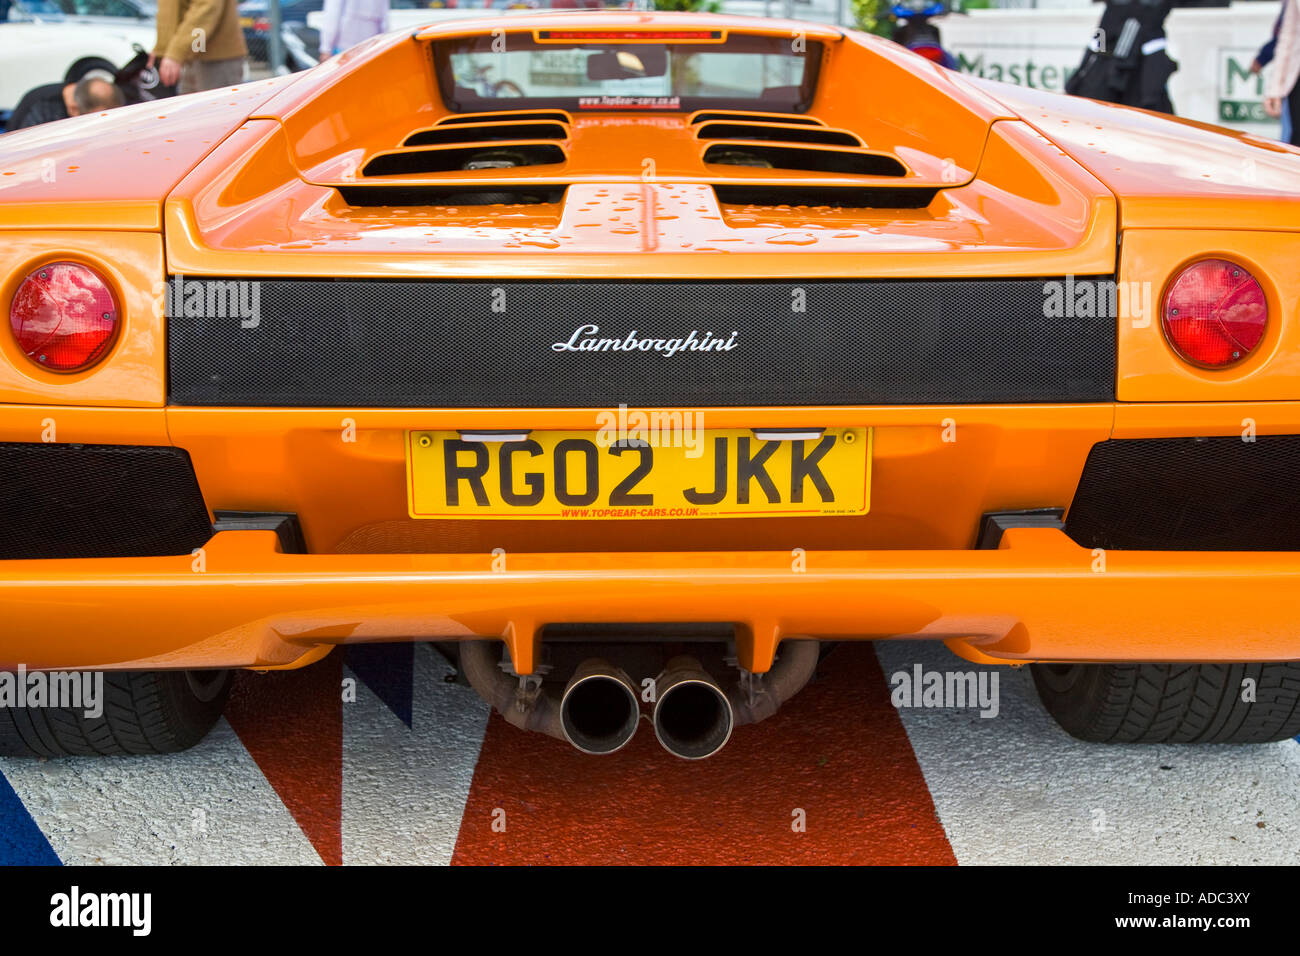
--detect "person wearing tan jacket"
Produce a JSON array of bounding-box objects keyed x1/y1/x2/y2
[
  {"x1": 1265, "y1": 0, "x2": 1300, "y2": 145},
  {"x1": 148, "y1": 0, "x2": 249, "y2": 95}
]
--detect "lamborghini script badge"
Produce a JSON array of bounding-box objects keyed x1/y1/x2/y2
[{"x1": 552, "y1": 324, "x2": 739, "y2": 357}]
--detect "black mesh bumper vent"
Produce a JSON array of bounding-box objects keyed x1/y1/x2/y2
[
  {"x1": 166, "y1": 277, "x2": 1117, "y2": 408},
  {"x1": 1065, "y1": 436, "x2": 1300, "y2": 551},
  {"x1": 0, "y1": 443, "x2": 212, "y2": 559}
]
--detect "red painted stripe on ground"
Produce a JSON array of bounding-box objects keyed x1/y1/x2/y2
[
  {"x1": 452, "y1": 643, "x2": 955, "y2": 865},
  {"x1": 225, "y1": 655, "x2": 344, "y2": 866}
]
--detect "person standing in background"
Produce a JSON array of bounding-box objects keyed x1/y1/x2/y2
[
  {"x1": 1252, "y1": 6, "x2": 1290, "y2": 142},
  {"x1": 1265, "y1": 0, "x2": 1300, "y2": 145},
  {"x1": 1065, "y1": 0, "x2": 1178, "y2": 115},
  {"x1": 149, "y1": 0, "x2": 249, "y2": 95},
  {"x1": 319, "y1": 0, "x2": 389, "y2": 58}
]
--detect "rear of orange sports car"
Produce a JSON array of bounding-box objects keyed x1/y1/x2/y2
[{"x1": 1, "y1": 11, "x2": 1299, "y2": 759}]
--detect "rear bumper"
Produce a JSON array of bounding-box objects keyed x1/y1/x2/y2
[{"x1": 3, "y1": 526, "x2": 1298, "y2": 672}]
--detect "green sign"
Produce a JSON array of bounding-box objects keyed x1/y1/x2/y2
[
  {"x1": 1220, "y1": 100, "x2": 1268, "y2": 122},
  {"x1": 1218, "y1": 50, "x2": 1269, "y2": 126}
]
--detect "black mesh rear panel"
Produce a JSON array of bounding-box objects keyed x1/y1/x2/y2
[
  {"x1": 166, "y1": 278, "x2": 1116, "y2": 407},
  {"x1": 0, "y1": 443, "x2": 212, "y2": 559},
  {"x1": 1065, "y1": 436, "x2": 1300, "y2": 551}
]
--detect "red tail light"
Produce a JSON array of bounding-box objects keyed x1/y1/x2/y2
[
  {"x1": 912, "y1": 45, "x2": 947, "y2": 63},
  {"x1": 1161, "y1": 258, "x2": 1267, "y2": 369},
  {"x1": 9, "y1": 261, "x2": 119, "y2": 373}
]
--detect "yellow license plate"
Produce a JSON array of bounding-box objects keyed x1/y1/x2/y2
[{"x1": 406, "y1": 428, "x2": 871, "y2": 520}]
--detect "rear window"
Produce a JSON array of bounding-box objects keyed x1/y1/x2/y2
[{"x1": 432, "y1": 32, "x2": 822, "y2": 114}]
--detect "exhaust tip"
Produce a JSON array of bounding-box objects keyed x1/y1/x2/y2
[
  {"x1": 560, "y1": 662, "x2": 640, "y2": 755},
  {"x1": 654, "y1": 664, "x2": 734, "y2": 761}
]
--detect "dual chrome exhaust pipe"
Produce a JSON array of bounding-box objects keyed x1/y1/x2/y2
[
  {"x1": 460, "y1": 639, "x2": 819, "y2": 760},
  {"x1": 556, "y1": 657, "x2": 732, "y2": 758},
  {"x1": 558, "y1": 660, "x2": 640, "y2": 755},
  {"x1": 650, "y1": 657, "x2": 734, "y2": 760}
]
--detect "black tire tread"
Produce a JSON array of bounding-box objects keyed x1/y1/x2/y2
[
  {"x1": 1032, "y1": 662, "x2": 1300, "y2": 744},
  {"x1": 0, "y1": 671, "x2": 230, "y2": 757}
]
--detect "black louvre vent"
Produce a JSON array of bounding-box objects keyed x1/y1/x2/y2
[
  {"x1": 404, "y1": 122, "x2": 569, "y2": 146},
  {"x1": 712, "y1": 184, "x2": 938, "y2": 209},
  {"x1": 690, "y1": 112, "x2": 824, "y2": 126},
  {"x1": 362, "y1": 143, "x2": 565, "y2": 176},
  {"x1": 167, "y1": 277, "x2": 1116, "y2": 408},
  {"x1": 0, "y1": 443, "x2": 212, "y2": 559},
  {"x1": 695, "y1": 122, "x2": 862, "y2": 147},
  {"x1": 1065, "y1": 436, "x2": 1300, "y2": 551},
  {"x1": 438, "y1": 111, "x2": 571, "y2": 126},
  {"x1": 337, "y1": 184, "x2": 566, "y2": 207},
  {"x1": 703, "y1": 143, "x2": 905, "y2": 176}
]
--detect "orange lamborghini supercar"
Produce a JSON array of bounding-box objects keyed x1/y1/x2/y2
[{"x1": 2, "y1": 11, "x2": 1299, "y2": 759}]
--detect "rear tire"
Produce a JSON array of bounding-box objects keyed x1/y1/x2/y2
[
  {"x1": 0, "y1": 670, "x2": 231, "y2": 757},
  {"x1": 1032, "y1": 662, "x2": 1300, "y2": 743}
]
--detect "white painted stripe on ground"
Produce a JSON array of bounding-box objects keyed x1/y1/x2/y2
[
  {"x1": 342, "y1": 644, "x2": 489, "y2": 865},
  {"x1": 875, "y1": 640, "x2": 1300, "y2": 865},
  {"x1": 0, "y1": 718, "x2": 323, "y2": 865}
]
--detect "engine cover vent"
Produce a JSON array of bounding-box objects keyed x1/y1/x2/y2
[
  {"x1": 362, "y1": 143, "x2": 565, "y2": 175},
  {"x1": 689, "y1": 111, "x2": 824, "y2": 127},
  {"x1": 336, "y1": 184, "x2": 566, "y2": 207},
  {"x1": 437, "y1": 110, "x2": 572, "y2": 126},
  {"x1": 702, "y1": 143, "x2": 906, "y2": 177},
  {"x1": 695, "y1": 121, "x2": 863, "y2": 147},
  {"x1": 404, "y1": 121, "x2": 569, "y2": 147}
]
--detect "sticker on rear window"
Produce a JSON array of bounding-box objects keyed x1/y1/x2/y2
[{"x1": 577, "y1": 95, "x2": 682, "y2": 110}]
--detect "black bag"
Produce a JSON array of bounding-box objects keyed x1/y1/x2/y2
[
  {"x1": 114, "y1": 45, "x2": 178, "y2": 105},
  {"x1": 1066, "y1": 47, "x2": 1177, "y2": 114}
]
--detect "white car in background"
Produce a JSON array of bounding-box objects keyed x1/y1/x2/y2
[
  {"x1": 7, "y1": 0, "x2": 156, "y2": 26},
  {"x1": 1, "y1": 0, "x2": 156, "y2": 114}
]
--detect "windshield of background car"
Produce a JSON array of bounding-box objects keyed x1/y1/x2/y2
[
  {"x1": 9, "y1": 0, "x2": 66, "y2": 18},
  {"x1": 432, "y1": 32, "x2": 822, "y2": 114}
]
